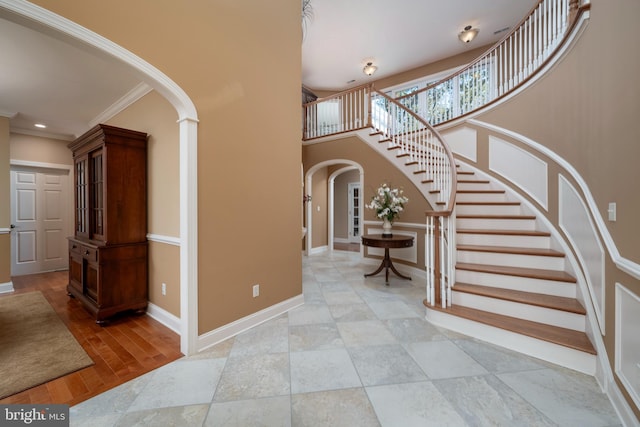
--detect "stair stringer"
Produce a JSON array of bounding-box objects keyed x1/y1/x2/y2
[
  {"x1": 428, "y1": 159, "x2": 601, "y2": 374},
  {"x1": 354, "y1": 128, "x2": 447, "y2": 210}
]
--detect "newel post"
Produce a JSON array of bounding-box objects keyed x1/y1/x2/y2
[{"x1": 433, "y1": 216, "x2": 441, "y2": 303}]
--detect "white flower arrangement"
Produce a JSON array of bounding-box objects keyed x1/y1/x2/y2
[{"x1": 366, "y1": 183, "x2": 409, "y2": 222}]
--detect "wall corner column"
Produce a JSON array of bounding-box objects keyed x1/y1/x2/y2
[{"x1": 0, "y1": 116, "x2": 13, "y2": 292}]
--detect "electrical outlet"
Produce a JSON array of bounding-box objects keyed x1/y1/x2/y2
[
  {"x1": 252, "y1": 284, "x2": 260, "y2": 298},
  {"x1": 162, "y1": 282, "x2": 167, "y2": 296}
]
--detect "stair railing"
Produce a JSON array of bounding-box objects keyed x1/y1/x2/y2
[
  {"x1": 302, "y1": 84, "x2": 372, "y2": 140},
  {"x1": 395, "y1": 0, "x2": 589, "y2": 126},
  {"x1": 303, "y1": 85, "x2": 457, "y2": 308}
]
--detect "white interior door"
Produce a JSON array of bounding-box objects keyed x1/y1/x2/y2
[
  {"x1": 10, "y1": 166, "x2": 70, "y2": 276},
  {"x1": 348, "y1": 182, "x2": 361, "y2": 243}
]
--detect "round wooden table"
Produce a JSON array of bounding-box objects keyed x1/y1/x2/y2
[{"x1": 361, "y1": 234, "x2": 414, "y2": 285}]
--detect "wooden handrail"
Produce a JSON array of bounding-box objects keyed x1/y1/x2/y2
[{"x1": 369, "y1": 88, "x2": 457, "y2": 212}]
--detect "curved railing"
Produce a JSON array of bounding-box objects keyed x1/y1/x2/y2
[
  {"x1": 302, "y1": 84, "x2": 457, "y2": 212},
  {"x1": 395, "y1": 0, "x2": 590, "y2": 126},
  {"x1": 303, "y1": 84, "x2": 458, "y2": 308}
]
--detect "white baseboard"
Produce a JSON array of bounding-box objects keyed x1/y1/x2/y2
[
  {"x1": 0, "y1": 281, "x2": 14, "y2": 294},
  {"x1": 146, "y1": 302, "x2": 181, "y2": 334},
  {"x1": 197, "y1": 294, "x2": 304, "y2": 353},
  {"x1": 310, "y1": 245, "x2": 329, "y2": 255}
]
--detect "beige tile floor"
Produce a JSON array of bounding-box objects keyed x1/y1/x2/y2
[{"x1": 70, "y1": 251, "x2": 622, "y2": 426}]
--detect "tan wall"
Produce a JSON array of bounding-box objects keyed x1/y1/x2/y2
[
  {"x1": 9, "y1": 133, "x2": 73, "y2": 166},
  {"x1": 29, "y1": 0, "x2": 303, "y2": 335},
  {"x1": 148, "y1": 241, "x2": 180, "y2": 317},
  {"x1": 0, "y1": 117, "x2": 9, "y2": 284},
  {"x1": 106, "y1": 90, "x2": 181, "y2": 317},
  {"x1": 478, "y1": 2, "x2": 640, "y2": 265}
]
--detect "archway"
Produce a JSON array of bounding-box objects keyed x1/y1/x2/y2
[
  {"x1": 304, "y1": 159, "x2": 364, "y2": 256},
  {"x1": 0, "y1": 0, "x2": 199, "y2": 355}
]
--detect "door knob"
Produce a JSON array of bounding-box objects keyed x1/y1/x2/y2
[{"x1": 10, "y1": 224, "x2": 16, "y2": 229}]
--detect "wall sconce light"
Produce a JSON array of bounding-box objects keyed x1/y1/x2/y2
[
  {"x1": 458, "y1": 25, "x2": 479, "y2": 43},
  {"x1": 363, "y1": 62, "x2": 378, "y2": 76}
]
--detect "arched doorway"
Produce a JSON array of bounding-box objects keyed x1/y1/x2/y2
[
  {"x1": 0, "y1": 0, "x2": 199, "y2": 355},
  {"x1": 304, "y1": 159, "x2": 364, "y2": 256}
]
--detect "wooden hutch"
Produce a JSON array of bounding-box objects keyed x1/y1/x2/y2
[{"x1": 67, "y1": 124, "x2": 148, "y2": 323}]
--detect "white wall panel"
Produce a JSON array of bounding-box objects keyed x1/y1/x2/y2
[
  {"x1": 442, "y1": 127, "x2": 477, "y2": 162},
  {"x1": 559, "y1": 175, "x2": 605, "y2": 332},
  {"x1": 489, "y1": 136, "x2": 548, "y2": 210},
  {"x1": 615, "y1": 283, "x2": 640, "y2": 410}
]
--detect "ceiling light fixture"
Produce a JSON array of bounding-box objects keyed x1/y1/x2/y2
[
  {"x1": 363, "y1": 62, "x2": 378, "y2": 76},
  {"x1": 458, "y1": 25, "x2": 479, "y2": 43},
  {"x1": 34, "y1": 123, "x2": 47, "y2": 129}
]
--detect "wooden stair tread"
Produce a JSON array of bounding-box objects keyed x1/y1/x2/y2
[
  {"x1": 457, "y1": 244, "x2": 565, "y2": 257},
  {"x1": 453, "y1": 282, "x2": 586, "y2": 314},
  {"x1": 458, "y1": 179, "x2": 490, "y2": 184},
  {"x1": 457, "y1": 201, "x2": 521, "y2": 206},
  {"x1": 457, "y1": 214, "x2": 536, "y2": 220},
  {"x1": 456, "y1": 262, "x2": 576, "y2": 283},
  {"x1": 457, "y1": 228, "x2": 551, "y2": 237},
  {"x1": 425, "y1": 304, "x2": 595, "y2": 354},
  {"x1": 457, "y1": 190, "x2": 505, "y2": 194}
]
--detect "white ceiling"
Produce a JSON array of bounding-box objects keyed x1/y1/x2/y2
[
  {"x1": 302, "y1": 0, "x2": 537, "y2": 91},
  {"x1": 0, "y1": 0, "x2": 536, "y2": 140}
]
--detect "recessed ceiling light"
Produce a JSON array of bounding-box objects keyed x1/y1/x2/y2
[{"x1": 34, "y1": 123, "x2": 47, "y2": 129}]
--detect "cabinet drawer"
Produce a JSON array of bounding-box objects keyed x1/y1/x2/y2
[
  {"x1": 69, "y1": 241, "x2": 82, "y2": 255},
  {"x1": 69, "y1": 241, "x2": 98, "y2": 262},
  {"x1": 81, "y1": 246, "x2": 97, "y2": 262}
]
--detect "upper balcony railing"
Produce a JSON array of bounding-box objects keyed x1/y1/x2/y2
[{"x1": 395, "y1": 0, "x2": 589, "y2": 126}]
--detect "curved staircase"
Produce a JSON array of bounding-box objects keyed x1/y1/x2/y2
[{"x1": 427, "y1": 163, "x2": 596, "y2": 374}]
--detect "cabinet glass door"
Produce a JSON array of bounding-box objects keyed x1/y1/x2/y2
[
  {"x1": 74, "y1": 156, "x2": 89, "y2": 240},
  {"x1": 90, "y1": 149, "x2": 105, "y2": 242}
]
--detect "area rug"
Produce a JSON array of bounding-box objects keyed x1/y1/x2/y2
[{"x1": 0, "y1": 291, "x2": 94, "y2": 399}]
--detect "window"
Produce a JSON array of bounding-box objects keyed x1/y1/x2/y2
[{"x1": 384, "y1": 61, "x2": 494, "y2": 125}]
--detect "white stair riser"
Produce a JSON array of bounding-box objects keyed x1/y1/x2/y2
[
  {"x1": 457, "y1": 217, "x2": 536, "y2": 231},
  {"x1": 425, "y1": 309, "x2": 596, "y2": 375},
  {"x1": 456, "y1": 204, "x2": 522, "y2": 216},
  {"x1": 456, "y1": 192, "x2": 507, "y2": 203},
  {"x1": 457, "y1": 182, "x2": 493, "y2": 191},
  {"x1": 456, "y1": 233, "x2": 551, "y2": 249},
  {"x1": 456, "y1": 250, "x2": 566, "y2": 271},
  {"x1": 451, "y1": 291, "x2": 586, "y2": 331},
  {"x1": 455, "y1": 269, "x2": 577, "y2": 298}
]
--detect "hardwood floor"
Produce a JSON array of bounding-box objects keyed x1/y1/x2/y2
[{"x1": 0, "y1": 270, "x2": 183, "y2": 406}]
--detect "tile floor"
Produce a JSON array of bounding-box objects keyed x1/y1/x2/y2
[{"x1": 71, "y1": 251, "x2": 622, "y2": 426}]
